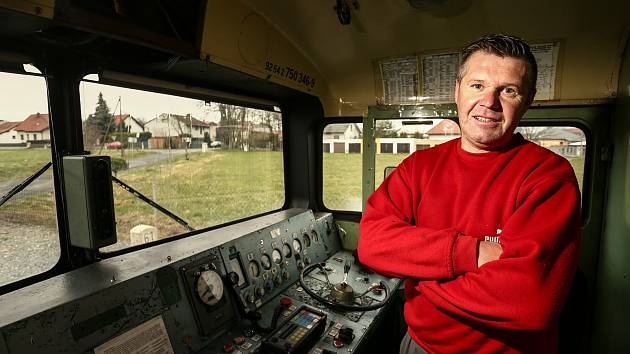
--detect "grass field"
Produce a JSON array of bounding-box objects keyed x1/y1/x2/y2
[
  {"x1": 110, "y1": 150, "x2": 284, "y2": 242},
  {"x1": 1, "y1": 148, "x2": 585, "y2": 251},
  {"x1": 0, "y1": 148, "x2": 154, "y2": 182},
  {"x1": 0, "y1": 149, "x2": 52, "y2": 181},
  {"x1": 323, "y1": 153, "x2": 585, "y2": 211},
  {"x1": 322, "y1": 153, "x2": 408, "y2": 210}
]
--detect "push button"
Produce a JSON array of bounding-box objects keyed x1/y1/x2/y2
[{"x1": 223, "y1": 343, "x2": 234, "y2": 353}]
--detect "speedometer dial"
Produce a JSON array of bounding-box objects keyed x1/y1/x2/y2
[{"x1": 196, "y1": 270, "x2": 224, "y2": 306}]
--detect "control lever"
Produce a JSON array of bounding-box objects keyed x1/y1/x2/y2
[{"x1": 341, "y1": 258, "x2": 352, "y2": 285}]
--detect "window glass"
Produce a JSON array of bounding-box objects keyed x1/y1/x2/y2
[
  {"x1": 0, "y1": 72, "x2": 59, "y2": 286},
  {"x1": 374, "y1": 118, "x2": 460, "y2": 189},
  {"x1": 322, "y1": 120, "x2": 587, "y2": 213},
  {"x1": 322, "y1": 123, "x2": 363, "y2": 211},
  {"x1": 515, "y1": 126, "x2": 586, "y2": 192},
  {"x1": 79, "y1": 81, "x2": 284, "y2": 252},
  {"x1": 322, "y1": 119, "x2": 459, "y2": 211}
]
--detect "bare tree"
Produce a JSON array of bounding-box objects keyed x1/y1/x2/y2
[{"x1": 196, "y1": 100, "x2": 282, "y2": 150}]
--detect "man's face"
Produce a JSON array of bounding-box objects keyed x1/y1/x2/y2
[{"x1": 455, "y1": 51, "x2": 534, "y2": 153}]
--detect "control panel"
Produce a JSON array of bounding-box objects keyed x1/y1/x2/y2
[
  {"x1": 195, "y1": 211, "x2": 400, "y2": 354},
  {"x1": 218, "y1": 211, "x2": 337, "y2": 314},
  {"x1": 0, "y1": 209, "x2": 399, "y2": 354}
]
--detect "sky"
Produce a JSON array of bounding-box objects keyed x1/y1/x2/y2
[{"x1": 0, "y1": 72, "x2": 220, "y2": 123}]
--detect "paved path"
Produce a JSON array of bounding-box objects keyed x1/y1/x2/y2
[
  {"x1": 126, "y1": 148, "x2": 195, "y2": 169},
  {"x1": 0, "y1": 148, "x2": 199, "y2": 197},
  {"x1": 0, "y1": 219, "x2": 59, "y2": 287}
]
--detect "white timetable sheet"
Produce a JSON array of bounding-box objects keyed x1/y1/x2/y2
[
  {"x1": 421, "y1": 52, "x2": 460, "y2": 101},
  {"x1": 531, "y1": 42, "x2": 560, "y2": 100},
  {"x1": 380, "y1": 56, "x2": 419, "y2": 104}
]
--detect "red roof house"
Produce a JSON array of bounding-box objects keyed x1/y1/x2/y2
[
  {"x1": 15, "y1": 113, "x2": 49, "y2": 132},
  {"x1": 426, "y1": 120, "x2": 461, "y2": 136}
]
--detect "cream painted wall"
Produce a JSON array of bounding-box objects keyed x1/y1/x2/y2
[{"x1": 205, "y1": 0, "x2": 630, "y2": 117}]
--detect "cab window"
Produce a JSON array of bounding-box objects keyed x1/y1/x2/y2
[
  {"x1": 322, "y1": 120, "x2": 586, "y2": 212},
  {"x1": 0, "y1": 71, "x2": 59, "y2": 286},
  {"x1": 79, "y1": 80, "x2": 284, "y2": 252}
]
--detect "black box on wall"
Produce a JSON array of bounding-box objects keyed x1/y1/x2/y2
[{"x1": 62, "y1": 155, "x2": 117, "y2": 249}]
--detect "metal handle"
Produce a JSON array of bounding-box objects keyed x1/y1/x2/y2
[{"x1": 342, "y1": 258, "x2": 352, "y2": 284}]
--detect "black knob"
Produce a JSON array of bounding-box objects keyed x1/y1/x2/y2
[{"x1": 228, "y1": 272, "x2": 239, "y2": 285}]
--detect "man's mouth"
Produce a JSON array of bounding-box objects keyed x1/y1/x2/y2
[{"x1": 473, "y1": 116, "x2": 500, "y2": 123}]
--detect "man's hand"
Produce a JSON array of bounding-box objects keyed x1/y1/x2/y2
[{"x1": 478, "y1": 241, "x2": 503, "y2": 268}]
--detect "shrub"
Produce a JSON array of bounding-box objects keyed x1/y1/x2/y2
[{"x1": 110, "y1": 157, "x2": 128, "y2": 176}]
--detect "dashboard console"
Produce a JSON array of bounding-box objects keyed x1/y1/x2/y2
[{"x1": 0, "y1": 209, "x2": 401, "y2": 354}]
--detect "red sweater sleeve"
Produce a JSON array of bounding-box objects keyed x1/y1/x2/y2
[
  {"x1": 418, "y1": 175, "x2": 581, "y2": 330},
  {"x1": 358, "y1": 156, "x2": 479, "y2": 280}
]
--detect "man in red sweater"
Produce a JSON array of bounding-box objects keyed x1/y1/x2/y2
[{"x1": 358, "y1": 34, "x2": 581, "y2": 353}]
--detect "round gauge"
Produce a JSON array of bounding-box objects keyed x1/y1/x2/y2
[
  {"x1": 195, "y1": 270, "x2": 224, "y2": 306},
  {"x1": 260, "y1": 254, "x2": 272, "y2": 270},
  {"x1": 292, "y1": 239, "x2": 302, "y2": 253},
  {"x1": 248, "y1": 260, "x2": 260, "y2": 278},
  {"x1": 311, "y1": 230, "x2": 319, "y2": 242},
  {"x1": 272, "y1": 248, "x2": 282, "y2": 264},
  {"x1": 282, "y1": 243, "x2": 292, "y2": 258},
  {"x1": 302, "y1": 233, "x2": 311, "y2": 248}
]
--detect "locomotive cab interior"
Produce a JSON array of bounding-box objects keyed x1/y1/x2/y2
[{"x1": 0, "y1": 1, "x2": 629, "y2": 353}]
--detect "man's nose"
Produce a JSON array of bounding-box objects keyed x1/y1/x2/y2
[{"x1": 479, "y1": 89, "x2": 501, "y2": 110}]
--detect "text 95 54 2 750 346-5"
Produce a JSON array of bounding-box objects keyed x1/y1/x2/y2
[{"x1": 265, "y1": 61, "x2": 316, "y2": 89}]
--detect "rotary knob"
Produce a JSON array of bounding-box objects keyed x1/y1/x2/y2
[{"x1": 255, "y1": 287, "x2": 265, "y2": 297}]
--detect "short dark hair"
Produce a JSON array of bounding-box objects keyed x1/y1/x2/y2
[{"x1": 458, "y1": 34, "x2": 538, "y2": 95}]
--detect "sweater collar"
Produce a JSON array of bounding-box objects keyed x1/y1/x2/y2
[{"x1": 455, "y1": 133, "x2": 526, "y2": 160}]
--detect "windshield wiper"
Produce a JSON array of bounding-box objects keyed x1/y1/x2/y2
[
  {"x1": 111, "y1": 175, "x2": 194, "y2": 232},
  {"x1": 0, "y1": 162, "x2": 52, "y2": 208},
  {"x1": 0, "y1": 162, "x2": 194, "y2": 232}
]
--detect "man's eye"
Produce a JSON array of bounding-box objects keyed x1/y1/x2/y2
[
  {"x1": 502, "y1": 87, "x2": 517, "y2": 95},
  {"x1": 471, "y1": 84, "x2": 483, "y2": 90}
]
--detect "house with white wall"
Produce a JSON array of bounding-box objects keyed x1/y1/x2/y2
[
  {"x1": 14, "y1": 113, "x2": 50, "y2": 143},
  {"x1": 144, "y1": 113, "x2": 211, "y2": 138},
  {"x1": 323, "y1": 123, "x2": 362, "y2": 140},
  {"x1": 322, "y1": 123, "x2": 363, "y2": 153},
  {"x1": 0, "y1": 121, "x2": 20, "y2": 144},
  {"x1": 112, "y1": 114, "x2": 145, "y2": 134}
]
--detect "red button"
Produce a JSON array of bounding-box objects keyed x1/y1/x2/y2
[
  {"x1": 280, "y1": 297, "x2": 292, "y2": 306},
  {"x1": 223, "y1": 343, "x2": 234, "y2": 353}
]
